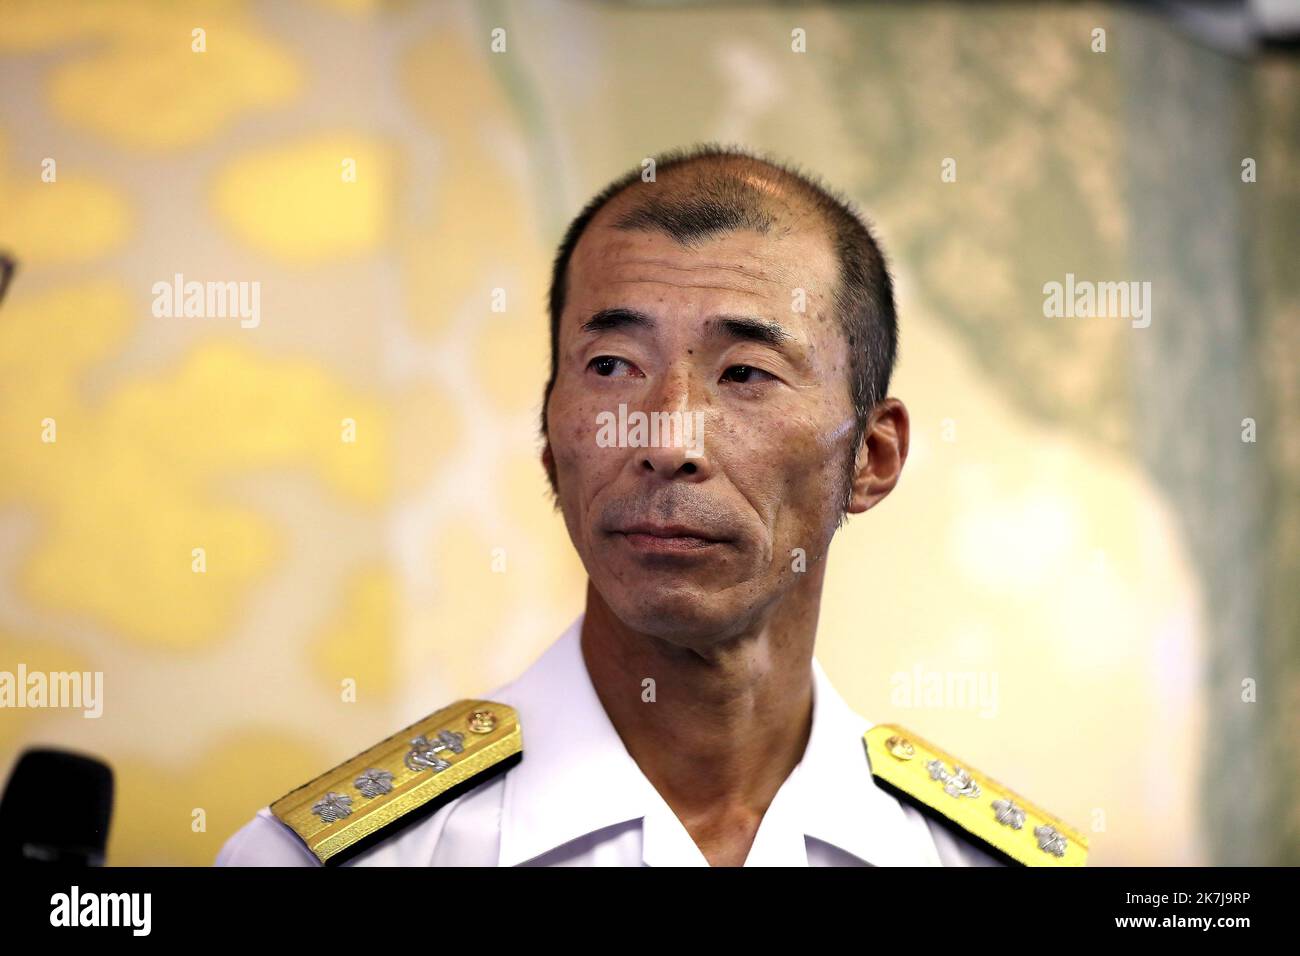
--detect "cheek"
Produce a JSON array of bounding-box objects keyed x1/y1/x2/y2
[
  {"x1": 723, "y1": 409, "x2": 847, "y2": 529},
  {"x1": 743, "y1": 406, "x2": 840, "y2": 482},
  {"x1": 548, "y1": 392, "x2": 619, "y2": 488}
]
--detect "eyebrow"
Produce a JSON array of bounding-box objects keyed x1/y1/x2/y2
[
  {"x1": 581, "y1": 308, "x2": 795, "y2": 350},
  {"x1": 581, "y1": 308, "x2": 654, "y2": 334},
  {"x1": 704, "y1": 314, "x2": 793, "y2": 348}
]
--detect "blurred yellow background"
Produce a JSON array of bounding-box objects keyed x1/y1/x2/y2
[{"x1": 1, "y1": 0, "x2": 1295, "y2": 865}]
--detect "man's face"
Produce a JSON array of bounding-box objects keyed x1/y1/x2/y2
[{"x1": 544, "y1": 208, "x2": 859, "y2": 647}]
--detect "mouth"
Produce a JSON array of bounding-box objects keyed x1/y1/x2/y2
[{"x1": 613, "y1": 523, "x2": 729, "y2": 555}]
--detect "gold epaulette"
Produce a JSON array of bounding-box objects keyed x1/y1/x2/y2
[
  {"x1": 864, "y1": 723, "x2": 1087, "y2": 867},
  {"x1": 271, "y1": 699, "x2": 521, "y2": 865}
]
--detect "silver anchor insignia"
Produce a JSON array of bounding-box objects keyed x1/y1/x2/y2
[
  {"x1": 992, "y1": 798, "x2": 1026, "y2": 830},
  {"x1": 404, "y1": 729, "x2": 465, "y2": 773},
  {"x1": 311, "y1": 791, "x2": 353, "y2": 823},
  {"x1": 354, "y1": 768, "x2": 395, "y2": 798},
  {"x1": 1034, "y1": 824, "x2": 1068, "y2": 857},
  {"x1": 926, "y1": 758, "x2": 982, "y2": 799}
]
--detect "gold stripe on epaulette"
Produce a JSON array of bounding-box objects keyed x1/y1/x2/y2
[
  {"x1": 864, "y1": 723, "x2": 1088, "y2": 867},
  {"x1": 271, "y1": 699, "x2": 520, "y2": 863}
]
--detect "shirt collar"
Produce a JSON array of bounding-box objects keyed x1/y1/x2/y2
[
  {"x1": 493, "y1": 613, "x2": 930, "y2": 866},
  {"x1": 495, "y1": 614, "x2": 656, "y2": 866},
  {"x1": 796, "y1": 655, "x2": 937, "y2": 866}
]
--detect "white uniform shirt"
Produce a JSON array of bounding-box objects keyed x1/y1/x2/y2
[{"x1": 217, "y1": 615, "x2": 1002, "y2": 867}]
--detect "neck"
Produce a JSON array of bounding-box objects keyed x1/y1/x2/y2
[{"x1": 578, "y1": 571, "x2": 826, "y2": 860}]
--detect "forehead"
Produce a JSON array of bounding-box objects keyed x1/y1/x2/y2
[{"x1": 566, "y1": 211, "x2": 840, "y2": 318}]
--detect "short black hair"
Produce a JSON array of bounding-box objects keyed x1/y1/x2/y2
[{"x1": 541, "y1": 143, "x2": 898, "y2": 477}]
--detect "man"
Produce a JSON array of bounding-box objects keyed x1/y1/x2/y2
[{"x1": 217, "y1": 144, "x2": 1086, "y2": 867}]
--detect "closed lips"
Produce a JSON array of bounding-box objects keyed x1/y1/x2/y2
[{"x1": 618, "y1": 524, "x2": 723, "y2": 541}]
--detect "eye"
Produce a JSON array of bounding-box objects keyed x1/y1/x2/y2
[
  {"x1": 587, "y1": 355, "x2": 640, "y2": 378},
  {"x1": 720, "y1": 364, "x2": 775, "y2": 385}
]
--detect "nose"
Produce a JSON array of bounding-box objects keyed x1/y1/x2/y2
[
  {"x1": 640, "y1": 439, "x2": 710, "y2": 482},
  {"x1": 638, "y1": 366, "x2": 712, "y2": 482}
]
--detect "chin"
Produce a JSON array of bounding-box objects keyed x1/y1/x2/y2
[{"x1": 601, "y1": 582, "x2": 748, "y2": 647}]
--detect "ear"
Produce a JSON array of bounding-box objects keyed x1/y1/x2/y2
[{"x1": 847, "y1": 398, "x2": 910, "y2": 514}]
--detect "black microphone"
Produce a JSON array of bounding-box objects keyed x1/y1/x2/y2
[
  {"x1": 0, "y1": 252, "x2": 15, "y2": 308},
  {"x1": 0, "y1": 749, "x2": 114, "y2": 865}
]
